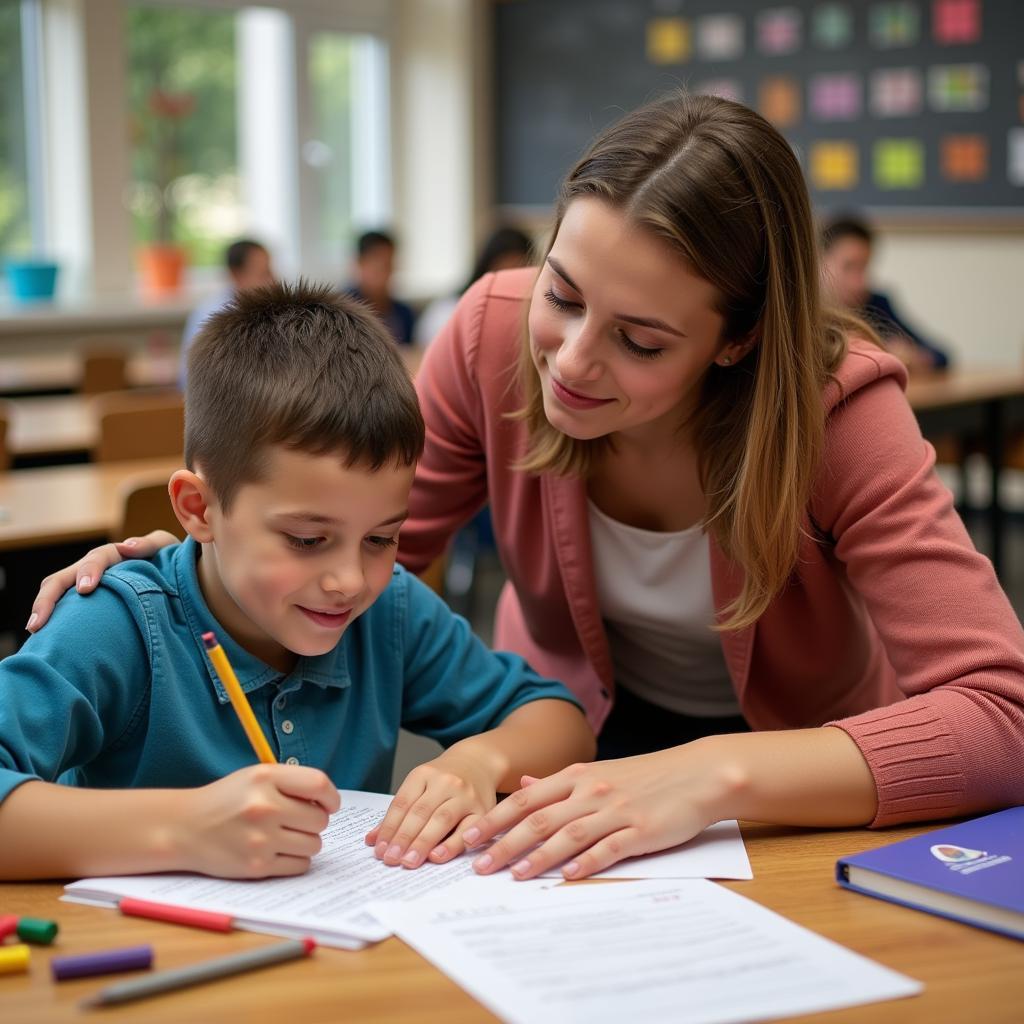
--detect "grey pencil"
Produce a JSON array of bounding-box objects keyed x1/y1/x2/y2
[{"x1": 81, "y1": 937, "x2": 315, "y2": 1007}]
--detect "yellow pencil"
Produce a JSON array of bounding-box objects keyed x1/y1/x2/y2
[{"x1": 202, "y1": 631, "x2": 277, "y2": 765}]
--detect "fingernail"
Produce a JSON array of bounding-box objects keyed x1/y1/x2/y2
[
  {"x1": 374, "y1": 841, "x2": 387, "y2": 859},
  {"x1": 385, "y1": 844, "x2": 402, "y2": 861},
  {"x1": 402, "y1": 850, "x2": 421, "y2": 867},
  {"x1": 25, "y1": 613, "x2": 38, "y2": 631},
  {"x1": 122, "y1": 538, "x2": 138, "y2": 548},
  {"x1": 463, "y1": 826, "x2": 480, "y2": 845},
  {"x1": 564, "y1": 861, "x2": 580, "y2": 878},
  {"x1": 430, "y1": 846, "x2": 448, "y2": 860},
  {"x1": 511, "y1": 859, "x2": 531, "y2": 876},
  {"x1": 473, "y1": 853, "x2": 493, "y2": 872},
  {"x1": 77, "y1": 576, "x2": 92, "y2": 591}
]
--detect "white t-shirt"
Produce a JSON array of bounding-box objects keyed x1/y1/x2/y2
[{"x1": 587, "y1": 500, "x2": 740, "y2": 717}]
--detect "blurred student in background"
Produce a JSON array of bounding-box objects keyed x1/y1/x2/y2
[
  {"x1": 179, "y1": 239, "x2": 276, "y2": 388},
  {"x1": 346, "y1": 230, "x2": 416, "y2": 346},
  {"x1": 415, "y1": 226, "x2": 534, "y2": 347},
  {"x1": 820, "y1": 214, "x2": 950, "y2": 373}
]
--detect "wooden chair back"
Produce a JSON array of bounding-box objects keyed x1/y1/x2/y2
[
  {"x1": 93, "y1": 391, "x2": 185, "y2": 463},
  {"x1": 118, "y1": 478, "x2": 187, "y2": 541},
  {"x1": 80, "y1": 347, "x2": 129, "y2": 394}
]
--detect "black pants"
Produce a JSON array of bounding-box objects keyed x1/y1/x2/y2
[{"x1": 597, "y1": 685, "x2": 749, "y2": 760}]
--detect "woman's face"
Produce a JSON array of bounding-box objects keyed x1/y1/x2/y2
[{"x1": 528, "y1": 198, "x2": 745, "y2": 446}]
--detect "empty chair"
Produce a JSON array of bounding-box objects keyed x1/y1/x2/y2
[
  {"x1": 80, "y1": 347, "x2": 129, "y2": 394},
  {"x1": 93, "y1": 390, "x2": 184, "y2": 463},
  {"x1": 118, "y1": 478, "x2": 186, "y2": 541}
]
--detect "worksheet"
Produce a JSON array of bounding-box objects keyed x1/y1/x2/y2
[
  {"x1": 371, "y1": 879, "x2": 923, "y2": 1024},
  {"x1": 63, "y1": 790, "x2": 542, "y2": 948}
]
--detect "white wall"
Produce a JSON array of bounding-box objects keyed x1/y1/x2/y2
[{"x1": 873, "y1": 229, "x2": 1024, "y2": 369}]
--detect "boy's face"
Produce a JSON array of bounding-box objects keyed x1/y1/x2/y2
[{"x1": 198, "y1": 446, "x2": 414, "y2": 672}]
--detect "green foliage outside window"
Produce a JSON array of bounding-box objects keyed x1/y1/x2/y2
[
  {"x1": 127, "y1": 5, "x2": 239, "y2": 266},
  {"x1": 0, "y1": 0, "x2": 31, "y2": 258}
]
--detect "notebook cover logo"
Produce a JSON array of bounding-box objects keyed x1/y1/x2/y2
[
  {"x1": 930, "y1": 844, "x2": 985, "y2": 863},
  {"x1": 930, "y1": 843, "x2": 1011, "y2": 875}
]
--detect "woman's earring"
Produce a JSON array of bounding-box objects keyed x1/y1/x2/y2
[{"x1": 720, "y1": 355, "x2": 732, "y2": 365}]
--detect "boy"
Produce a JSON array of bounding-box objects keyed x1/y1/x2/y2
[{"x1": 0, "y1": 282, "x2": 594, "y2": 880}]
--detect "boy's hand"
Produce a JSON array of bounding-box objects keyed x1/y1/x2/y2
[
  {"x1": 365, "y1": 750, "x2": 499, "y2": 869},
  {"x1": 182, "y1": 764, "x2": 340, "y2": 878}
]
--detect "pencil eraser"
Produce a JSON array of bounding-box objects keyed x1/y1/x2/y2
[
  {"x1": 302, "y1": 937, "x2": 316, "y2": 955},
  {"x1": 17, "y1": 917, "x2": 58, "y2": 945},
  {"x1": 202, "y1": 631, "x2": 217, "y2": 649}
]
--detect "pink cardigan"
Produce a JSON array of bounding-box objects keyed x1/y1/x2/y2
[{"x1": 400, "y1": 268, "x2": 1024, "y2": 828}]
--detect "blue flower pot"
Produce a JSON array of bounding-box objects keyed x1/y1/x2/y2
[{"x1": 6, "y1": 260, "x2": 59, "y2": 302}]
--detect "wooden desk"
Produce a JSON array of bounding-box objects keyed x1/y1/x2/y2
[
  {"x1": 1, "y1": 822, "x2": 1020, "y2": 1023},
  {"x1": 907, "y1": 368, "x2": 1024, "y2": 577},
  {"x1": 0, "y1": 458, "x2": 179, "y2": 552},
  {"x1": 6, "y1": 396, "x2": 98, "y2": 461},
  {"x1": 0, "y1": 352, "x2": 178, "y2": 398}
]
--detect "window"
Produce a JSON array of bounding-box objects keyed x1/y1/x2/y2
[
  {"x1": 126, "y1": 4, "x2": 240, "y2": 267},
  {"x1": 0, "y1": 0, "x2": 39, "y2": 258}
]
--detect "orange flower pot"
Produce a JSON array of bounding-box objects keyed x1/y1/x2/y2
[{"x1": 139, "y1": 244, "x2": 187, "y2": 294}]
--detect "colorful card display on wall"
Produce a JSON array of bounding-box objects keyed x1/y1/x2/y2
[
  {"x1": 812, "y1": 3, "x2": 854, "y2": 49},
  {"x1": 871, "y1": 68, "x2": 923, "y2": 117},
  {"x1": 810, "y1": 72, "x2": 861, "y2": 120},
  {"x1": 647, "y1": 17, "x2": 690, "y2": 65},
  {"x1": 874, "y1": 138, "x2": 925, "y2": 188},
  {"x1": 928, "y1": 64, "x2": 988, "y2": 111},
  {"x1": 633, "y1": 0, "x2": 1022, "y2": 199},
  {"x1": 696, "y1": 15, "x2": 744, "y2": 61},
  {"x1": 759, "y1": 76, "x2": 801, "y2": 126},
  {"x1": 811, "y1": 141, "x2": 859, "y2": 189},
  {"x1": 757, "y1": 7, "x2": 802, "y2": 55},
  {"x1": 933, "y1": 0, "x2": 982, "y2": 45},
  {"x1": 870, "y1": 2, "x2": 920, "y2": 49},
  {"x1": 941, "y1": 135, "x2": 988, "y2": 181}
]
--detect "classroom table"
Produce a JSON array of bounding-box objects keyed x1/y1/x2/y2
[
  {"x1": 0, "y1": 352, "x2": 178, "y2": 398},
  {"x1": 5, "y1": 395, "x2": 99, "y2": 462},
  {"x1": 906, "y1": 368, "x2": 1024, "y2": 578},
  {"x1": 0, "y1": 820, "x2": 1020, "y2": 1023},
  {"x1": 0, "y1": 457, "x2": 181, "y2": 552}
]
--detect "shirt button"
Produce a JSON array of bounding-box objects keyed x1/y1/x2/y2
[
  {"x1": 281, "y1": 720, "x2": 294, "y2": 735},
  {"x1": 275, "y1": 696, "x2": 286, "y2": 710},
  {"x1": 285, "y1": 756, "x2": 300, "y2": 766}
]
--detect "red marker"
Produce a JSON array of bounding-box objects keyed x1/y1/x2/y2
[
  {"x1": 119, "y1": 898, "x2": 234, "y2": 932},
  {"x1": 0, "y1": 914, "x2": 19, "y2": 941}
]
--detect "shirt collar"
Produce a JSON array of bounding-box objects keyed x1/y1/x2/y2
[{"x1": 174, "y1": 537, "x2": 352, "y2": 704}]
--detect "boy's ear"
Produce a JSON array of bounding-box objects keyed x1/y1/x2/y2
[{"x1": 168, "y1": 470, "x2": 216, "y2": 543}]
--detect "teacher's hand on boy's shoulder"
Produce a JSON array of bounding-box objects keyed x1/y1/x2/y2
[
  {"x1": 365, "y1": 746, "x2": 501, "y2": 871},
  {"x1": 462, "y1": 742, "x2": 731, "y2": 881},
  {"x1": 180, "y1": 763, "x2": 340, "y2": 879},
  {"x1": 27, "y1": 530, "x2": 179, "y2": 632}
]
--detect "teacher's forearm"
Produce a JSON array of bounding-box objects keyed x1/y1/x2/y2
[{"x1": 701, "y1": 727, "x2": 878, "y2": 827}]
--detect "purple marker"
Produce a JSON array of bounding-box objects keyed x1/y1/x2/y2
[{"x1": 51, "y1": 944, "x2": 153, "y2": 981}]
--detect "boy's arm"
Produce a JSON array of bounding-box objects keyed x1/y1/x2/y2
[
  {"x1": 0, "y1": 586, "x2": 338, "y2": 880},
  {"x1": 366, "y1": 571, "x2": 594, "y2": 868}
]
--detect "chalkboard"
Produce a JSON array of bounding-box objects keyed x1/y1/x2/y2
[{"x1": 494, "y1": 0, "x2": 1024, "y2": 215}]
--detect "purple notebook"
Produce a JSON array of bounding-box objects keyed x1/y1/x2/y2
[{"x1": 837, "y1": 807, "x2": 1023, "y2": 941}]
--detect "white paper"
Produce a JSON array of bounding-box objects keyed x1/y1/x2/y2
[
  {"x1": 372, "y1": 879, "x2": 923, "y2": 1024},
  {"x1": 63, "y1": 790, "x2": 534, "y2": 948},
  {"x1": 538, "y1": 818, "x2": 752, "y2": 880}
]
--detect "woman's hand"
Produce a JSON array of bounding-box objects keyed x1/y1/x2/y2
[
  {"x1": 461, "y1": 741, "x2": 734, "y2": 881},
  {"x1": 365, "y1": 748, "x2": 500, "y2": 869},
  {"x1": 26, "y1": 530, "x2": 179, "y2": 632}
]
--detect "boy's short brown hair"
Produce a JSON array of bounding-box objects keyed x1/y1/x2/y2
[{"x1": 185, "y1": 280, "x2": 424, "y2": 510}]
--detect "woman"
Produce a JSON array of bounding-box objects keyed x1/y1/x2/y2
[{"x1": 28, "y1": 94, "x2": 1024, "y2": 881}]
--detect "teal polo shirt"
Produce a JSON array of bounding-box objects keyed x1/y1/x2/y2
[{"x1": 0, "y1": 538, "x2": 581, "y2": 804}]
